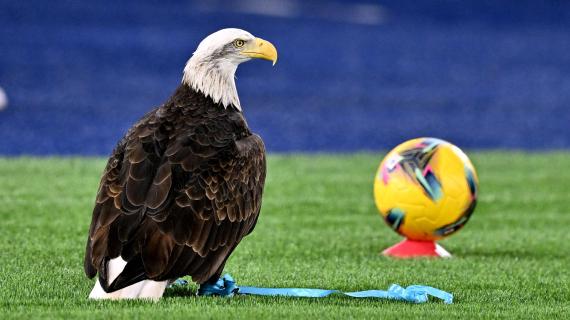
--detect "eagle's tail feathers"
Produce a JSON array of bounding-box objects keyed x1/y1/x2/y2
[{"x1": 88, "y1": 257, "x2": 167, "y2": 300}]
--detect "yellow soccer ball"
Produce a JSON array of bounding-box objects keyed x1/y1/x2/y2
[{"x1": 374, "y1": 138, "x2": 479, "y2": 241}]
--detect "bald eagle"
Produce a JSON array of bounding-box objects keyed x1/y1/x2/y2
[{"x1": 84, "y1": 28, "x2": 277, "y2": 300}]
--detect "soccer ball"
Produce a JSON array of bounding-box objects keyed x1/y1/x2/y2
[{"x1": 374, "y1": 138, "x2": 478, "y2": 241}]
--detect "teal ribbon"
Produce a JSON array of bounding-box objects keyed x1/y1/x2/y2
[{"x1": 193, "y1": 274, "x2": 453, "y2": 304}]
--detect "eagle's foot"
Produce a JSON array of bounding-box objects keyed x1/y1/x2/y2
[
  {"x1": 167, "y1": 278, "x2": 189, "y2": 289},
  {"x1": 197, "y1": 274, "x2": 238, "y2": 297}
]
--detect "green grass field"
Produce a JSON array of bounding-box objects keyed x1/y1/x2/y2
[{"x1": 1, "y1": 153, "x2": 569, "y2": 319}]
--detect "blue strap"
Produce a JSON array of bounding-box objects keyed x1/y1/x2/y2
[
  {"x1": 344, "y1": 284, "x2": 453, "y2": 304},
  {"x1": 168, "y1": 278, "x2": 188, "y2": 288},
  {"x1": 197, "y1": 274, "x2": 238, "y2": 297},
  {"x1": 239, "y1": 286, "x2": 338, "y2": 298},
  {"x1": 194, "y1": 274, "x2": 453, "y2": 304}
]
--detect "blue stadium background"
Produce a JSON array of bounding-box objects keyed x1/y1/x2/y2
[{"x1": 1, "y1": 0, "x2": 569, "y2": 155}]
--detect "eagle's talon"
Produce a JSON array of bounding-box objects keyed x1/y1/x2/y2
[
  {"x1": 198, "y1": 274, "x2": 238, "y2": 297},
  {"x1": 167, "y1": 278, "x2": 189, "y2": 289}
]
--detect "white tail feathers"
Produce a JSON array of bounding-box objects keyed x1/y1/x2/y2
[{"x1": 88, "y1": 257, "x2": 167, "y2": 301}]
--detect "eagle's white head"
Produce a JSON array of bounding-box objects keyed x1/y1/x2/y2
[{"x1": 182, "y1": 28, "x2": 278, "y2": 111}]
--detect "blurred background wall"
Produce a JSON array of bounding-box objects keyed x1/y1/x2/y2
[{"x1": 1, "y1": 0, "x2": 569, "y2": 155}]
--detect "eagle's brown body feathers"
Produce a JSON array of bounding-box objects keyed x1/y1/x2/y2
[{"x1": 84, "y1": 84, "x2": 266, "y2": 292}]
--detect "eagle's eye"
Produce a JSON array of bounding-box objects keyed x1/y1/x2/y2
[{"x1": 233, "y1": 39, "x2": 245, "y2": 48}]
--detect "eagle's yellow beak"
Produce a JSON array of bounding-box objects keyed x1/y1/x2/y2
[{"x1": 241, "y1": 38, "x2": 278, "y2": 66}]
